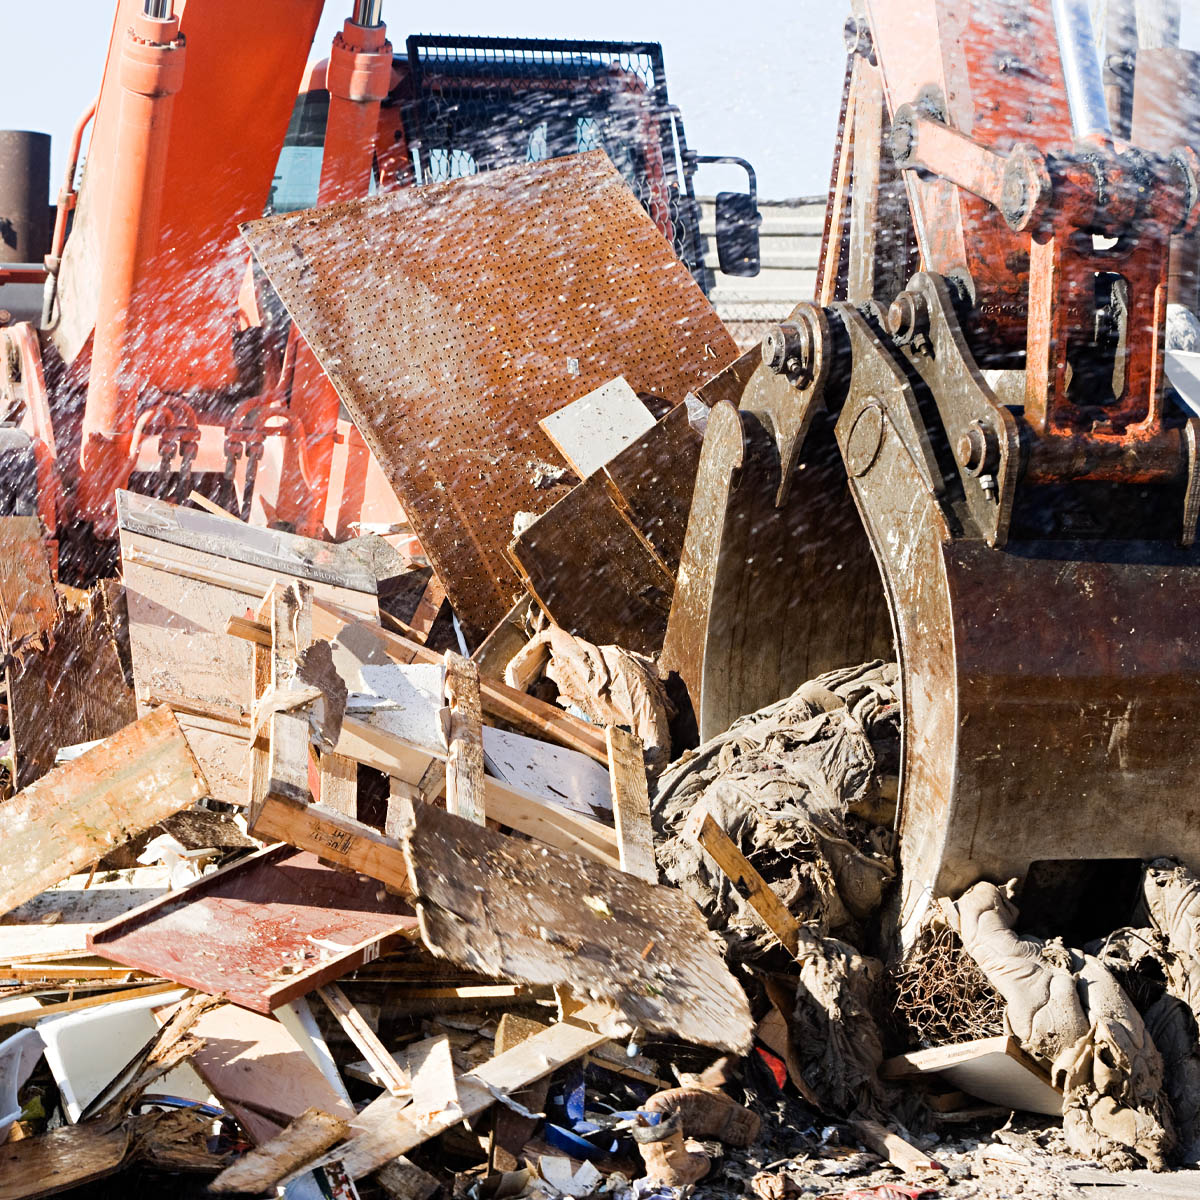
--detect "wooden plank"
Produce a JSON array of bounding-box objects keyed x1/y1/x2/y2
[
  {"x1": 408, "y1": 574, "x2": 446, "y2": 642},
  {"x1": 605, "y1": 726, "x2": 656, "y2": 882},
  {"x1": 681, "y1": 802, "x2": 801, "y2": 957},
  {"x1": 442, "y1": 652, "x2": 485, "y2": 825},
  {"x1": 880, "y1": 1034, "x2": 1062, "y2": 1116},
  {"x1": 406, "y1": 1035, "x2": 459, "y2": 1120},
  {"x1": 187, "y1": 490, "x2": 242, "y2": 521},
  {"x1": 189, "y1": 1002, "x2": 356, "y2": 1145},
  {"x1": 402, "y1": 801, "x2": 753, "y2": 1052},
  {"x1": 538, "y1": 376, "x2": 656, "y2": 480},
  {"x1": 89, "y1": 845, "x2": 418, "y2": 1013},
  {"x1": 850, "y1": 1118, "x2": 943, "y2": 1176},
  {"x1": 334, "y1": 1007, "x2": 614, "y2": 1180},
  {"x1": 210, "y1": 1108, "x2": 350, "y2": 1194},
  {"x1": 319, "y1": 752, "x2": 358, "y2": 818},
  {"x1": 318, "y1": 984, "x2": 410, "y2": 1098},
  {"x1": 0, "y1": 982, "x2": 182, "y2": 1027},
  {"x1": 0, "y1": 707, "x2": 208, "y2": 919}
]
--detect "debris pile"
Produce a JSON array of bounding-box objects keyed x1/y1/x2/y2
[{"x1": 0, "y1": 152, "x2": 1198, "y2": 1200}]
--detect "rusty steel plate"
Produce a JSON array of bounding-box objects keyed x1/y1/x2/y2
[{"x1": 242, "y1": 151, "x2": 737, "y2": 638}]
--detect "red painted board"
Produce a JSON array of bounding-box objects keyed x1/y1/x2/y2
[{"x1": 88, "y1": 844, "x2": 417, "y2": 1012}]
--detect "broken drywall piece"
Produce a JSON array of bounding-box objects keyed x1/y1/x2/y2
[
  {"x1": 881, "y1": 1035, "x2": 1062, "y2": 1116},
  {"x1": 482, "y1": 725, "x2": 612, "y2": 819}
]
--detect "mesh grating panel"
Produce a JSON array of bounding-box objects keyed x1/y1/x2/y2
[
  {"x1": 242, "y1": 151, "x2": 737, "y2": 638},
  {"x1": 403, "y1": 36, "x2": 699, "y2": 270}
]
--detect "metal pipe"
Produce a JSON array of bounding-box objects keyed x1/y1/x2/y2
[
  {"x1": 352, "y1": 0, "x2": 382, "y2": 27},
  {"x1": 1051, "y1": 0, "x2": 1114, "y2": 140},
  {"x1": 143, "y1": 0, "x2": 174, "y2": 17}
]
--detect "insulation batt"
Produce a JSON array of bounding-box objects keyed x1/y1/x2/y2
[{"x1": 943, "y1": 882, "x2": 1175, "y2": 1170}]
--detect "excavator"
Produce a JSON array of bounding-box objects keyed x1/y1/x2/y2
[
  {"x1": 3, "y1": 0, "x2": 1200, "y2": 950},
  {"x1": 0, "y1": 0, "x2": 758, "y2": 566}
]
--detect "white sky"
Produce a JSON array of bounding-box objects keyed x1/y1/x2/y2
[
  {"x1": 0, "y1": 0, "x2": 846, "y2": 202},
  {"x1": 2, "y1": 1, "x2": 1198, "y2": 204}
]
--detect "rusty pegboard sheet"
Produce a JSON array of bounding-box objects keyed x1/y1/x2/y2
[{"x1": 241, "y1": 150, "x2": 738, "y2": 639}]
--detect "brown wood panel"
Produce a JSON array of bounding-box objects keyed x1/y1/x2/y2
[{"x1": 509, "y1": 473, "x2": 673, "y2": 656}]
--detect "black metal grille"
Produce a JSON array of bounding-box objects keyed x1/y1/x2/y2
[{"x1": 403, "y1": 36, "x2": 699, "y2": 270}]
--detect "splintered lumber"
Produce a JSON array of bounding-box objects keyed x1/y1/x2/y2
[
  {"x1": 330, "y1": 1005, "x2": 616, "y2": 1181},
  {"x1": 318, "y1": 984, "x2": 410, "y2": 1098},
  {"x1": 0, "y1": 707, "x2": 208, "y2": 918},
  {"x1": 682, "y1": 800, "x2": 802, "y2": 957},
  {"x1": 210, "y1": 1108, "x2": 350, "y2": 1194},
  {"x1": 89, "y1": 845, "x2": 418, "y2": 1012},
  {"x1": 442, "y1": 652, "x2": 485, "y2": 825},
  {"x1": 401, "y1": 801, "x2": 753, "y2": 1052},
  {"x1": 880, "y1": 1034, "x2": 1062, "y2": 1116},
  {"x1": 605, "y1": 726, "x2": 656, "y2": 882}
]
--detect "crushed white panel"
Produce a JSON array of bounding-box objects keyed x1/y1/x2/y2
[{"x1": 482, "y1": 725, "x2": 612, "y2": 818}]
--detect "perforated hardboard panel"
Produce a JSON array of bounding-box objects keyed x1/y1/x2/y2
[{"x1": 242, "y1": 151, "x2": 738, "y2": 638}]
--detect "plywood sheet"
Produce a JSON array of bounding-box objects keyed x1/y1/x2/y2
[{"x1": 242, "y1": 152, "x2": 738, "y2": 640}]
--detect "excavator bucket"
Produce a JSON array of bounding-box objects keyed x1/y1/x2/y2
[
  {"x1": 667, "y1": 294, "x2": 1200, "y2": 944},
  {"x1": 667, "y1": 0, "x2": 1200, "y2": 943}
]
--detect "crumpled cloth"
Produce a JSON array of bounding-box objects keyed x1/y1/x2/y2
[
  {"x1": 652, "y1": 662, "x2": 898, "y2": 956},
  {"x1": 944, "y1": 881, "x2": 1175, "y2": 1170}
]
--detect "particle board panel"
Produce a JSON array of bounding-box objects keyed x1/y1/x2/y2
[
  {"x1": 509, "y1": 473, "x2": 674, "y2": 656},
  {"x1": 241, "y1": 151, "x2": 738, "y2": 640},
  {"x1": 88, "y1": 845, "x2": 418, "y2": 1013},
  {"x1": 402, "y1": 801, "x2": 753, "y2": 1053}
]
